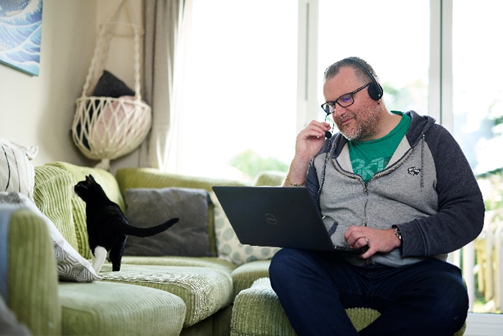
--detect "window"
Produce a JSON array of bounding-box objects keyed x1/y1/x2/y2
[
  {"x1": 177, "y1": 0, "x2": 298, "y2": 182},
  {"x1": 452, "y1": 0, "x2": 503, "y2": 316},
  {"x1": 178, "y1": 1, "x2": 503, "y2": 331},
  {"x1": 316, "y1": 0, "x2": 430, "y2": 125}
]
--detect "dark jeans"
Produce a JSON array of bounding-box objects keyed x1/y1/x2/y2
[{"x1": 269, "y1": 248, "x2": 467, "y2": 336}]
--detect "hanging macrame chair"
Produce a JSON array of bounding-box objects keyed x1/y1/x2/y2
[{"x1": 71, "y1": 0, "x2": 151, "y2": 170}]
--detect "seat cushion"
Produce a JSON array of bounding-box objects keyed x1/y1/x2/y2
[
  {"x1": 231, "y1": 277, "x2": 466, "y2": 336},
  {"x1": 122, "y1": 256, "x2": 236, "y2": 273},
  {"x1": 45, "y1": 162, "x2": 125, "y2": 259},
  {"x1": 99, "y1": 264, "x2": 233, "y2": 327},
  {"x1": 231, "y1": 278, "x2": 381, "y2": 336},
  {"x1": 231, "y1": 260, "x2": 271, "y2": 297},
  {"x1": 59, "y1": 282, "x2": 185, "y2": 336}
]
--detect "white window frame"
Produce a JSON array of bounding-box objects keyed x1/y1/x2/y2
[
  {"x1": 298, "y1": 0, "x2": 503, "y2": 333},
  {"x1": 296, "y1": 0, "x2": 319, "y2": 132}
]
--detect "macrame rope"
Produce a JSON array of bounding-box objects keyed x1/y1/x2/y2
[{"x1": 72, "y1": 0, "x2": 151, "y2": 170}]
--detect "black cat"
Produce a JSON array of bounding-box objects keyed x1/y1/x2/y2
[{"x1": 74, "y1": 174, "x2": 179, "y2": 272}]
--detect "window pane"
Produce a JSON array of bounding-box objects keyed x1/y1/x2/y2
[
  {"x1": 452, "y1": 0, "x2": 503, "y2": 314},
  {"x1": 317, "y1": 0, "x2": 430, "y2": 121},
  {"x1": 177, "y1": 0, "x2": 298, "y2": 181}
]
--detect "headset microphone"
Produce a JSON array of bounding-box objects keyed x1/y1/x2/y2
[{"x1": 324, "y1": 114, "x2": 334, "y2": 139}]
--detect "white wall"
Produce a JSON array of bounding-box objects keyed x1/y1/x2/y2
[
  {"x1": 0, "y1": 0, "x2": 143, "y2": 172},
  {"x1": 95, "y1": 0, "x2": 144, "y2": 173}
]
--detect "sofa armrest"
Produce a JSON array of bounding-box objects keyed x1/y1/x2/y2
[
  {"x1": 253, "y1": 171, "x2": 286, "y2": 186},
  {"x1": 7, "y1": 209, "x2": 61, "y2": 336}
]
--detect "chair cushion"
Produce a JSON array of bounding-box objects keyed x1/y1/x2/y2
[
  {"x1": 115, "y1": 167, "x2": 245, "y2": 256},
  {"x1": 231, "y1": 260, "x2": 271, "y2": 297},
  {"x1": 231, "y1": 277, "x2": 466, "y2": 336},
  {"x1": 99, "y1": 264, "x2": 233, "y2": 327},
  {"x1": 231, "y1": 277, "x2": 381, "y2": 336},
  {"x1": 59, "y1": 282, "x2": 185, "y2": 336},
  {"x1": 45, "y1": 161, "x2": 125, "y2": 259},
  {"x1": 123, "y1": 187, "x2": 211, "y2": 257},
  {"x1": 0, "y1": 138, "x2": 37, "y2": 201},
  {"x1": 122, "y1": 256, "x2": 236, "y2": 272}
]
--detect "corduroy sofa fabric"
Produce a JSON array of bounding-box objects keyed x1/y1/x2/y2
[
  {"x1": 46, "y1": 161, "x2": 126, "y2": 259},
  {"x1": 252, "y1": 171, "x2": 286, "y2": 187},
  {"x1": 58, "y1": 281, "x2": 185, "y2": 336},
  {"x1": 231, "y1": 260, "x2": 271, "y2": 297},
  {"x1": 231, "y1": 277, "x2": 467, "y2": 336},
  {"x1": 6, "y1": 162, "x2": 468, "y2": 335},
  {"x1": 99, "y1": 264, "x2": 234, "y2": 327},
  {"x1": 33, "y1": 165, "x2": 80, "y2": 252},
  {"x1": 121, "y1": 255, "x2": 237, "y2": 272},
  {"x1": 8, "y1": 209, "x2": 61, "y2": 336}
]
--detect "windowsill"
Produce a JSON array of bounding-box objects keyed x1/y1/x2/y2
[{"x1": 465, "y1": 313, "x2": 503, "y2": 335}]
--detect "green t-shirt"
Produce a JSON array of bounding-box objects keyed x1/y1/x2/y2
[{"x1": 349, "y1": 111, "x2": 411, "y2": 183}]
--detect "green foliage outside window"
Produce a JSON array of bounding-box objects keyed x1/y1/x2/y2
[{"x1": 230, "y1": 149, "x2": 289, "y2": 183}]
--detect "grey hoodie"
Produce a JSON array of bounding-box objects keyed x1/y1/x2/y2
[{"x1": 306, "y1": 111, "x2": 485, "y2": 267}]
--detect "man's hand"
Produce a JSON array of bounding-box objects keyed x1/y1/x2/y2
[
  {"x1": 284, "y1": 121, "x2": 332, "y2": 187},
  {"x1": 294, "y1": 120, "x2": 332, "y2": 163},
  {"x1": 344, "y1": 226, "x2": 401, "y2": 259}
]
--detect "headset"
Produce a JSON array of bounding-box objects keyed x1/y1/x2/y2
[{"x1": 344, "y1": 58, "x2": 383, "y2": 101}]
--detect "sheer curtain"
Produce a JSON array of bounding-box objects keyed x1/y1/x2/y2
[{"x1": 142, "y1": 0, "x2": 192, "y2": 170}]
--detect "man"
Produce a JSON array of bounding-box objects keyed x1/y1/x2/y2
[{"x1": 269, "y1": 56, "x2": 485, "y2": 335}]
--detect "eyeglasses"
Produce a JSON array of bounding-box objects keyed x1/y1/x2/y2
[{"x1": 321, "y1": 82, "x2": 371, "y2": 115}]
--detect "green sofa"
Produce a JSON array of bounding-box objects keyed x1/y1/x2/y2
[
  {"x1": 3, "y1": 161, "x2": 282, "y2": 335},
  {"x1": 2, "y1": 161, "x2": 466, "y2": 335}
]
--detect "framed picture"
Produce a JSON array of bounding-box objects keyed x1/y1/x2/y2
[{"x1": 0, "y1": 0, "x2": 43, "y2": 76}]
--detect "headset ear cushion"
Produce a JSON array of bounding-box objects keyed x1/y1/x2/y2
[{"x1": 367, "y1": 83, "x2": 383, "y2": 101}]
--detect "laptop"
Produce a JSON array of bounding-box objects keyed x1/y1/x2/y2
[{"x1": 212, "y1": 186, "x2": 368, "y2": 254}]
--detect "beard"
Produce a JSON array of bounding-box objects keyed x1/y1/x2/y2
[{"x1": 334, "y1": 105, "x2": 381, "y2": 141}]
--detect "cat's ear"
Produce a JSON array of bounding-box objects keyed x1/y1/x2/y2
[{"x1": 86, "y1": 175, "x2": 95, "y2": 182}]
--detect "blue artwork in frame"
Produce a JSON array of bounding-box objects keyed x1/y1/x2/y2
[{"x1": 0, "y1": 0, "x2": 43, "y2": 76}]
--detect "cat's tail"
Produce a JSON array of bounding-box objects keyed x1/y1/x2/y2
[{"x1": 123, "y1": 218, "x2": 180, "y2": 237}]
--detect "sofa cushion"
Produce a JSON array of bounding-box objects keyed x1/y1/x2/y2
[
  {"x1": 231, "y1": 277, "x2": 381, "y2": 336},
  {"x1": 58, "y1": 282, "x2": 185, "y2": 336},
  {"x1": 46, "y1": 162, "x2": 125, "y2": 259},
  {"x1": 98, "y1": 264, "x2": 233, "y2": 327},
  {"x1": 124, "y1": 188, "x2": 211, "y2": 257},
  {"x1": 34, "y1": 165, "x2": 79, "y2": 250},
  {"x1": 231, "y1": 260, "x2": 271, "y2": 297},
  {"x1": 116, "y1": 168, "x2": 245, "y2": 257},
  {"x1": 0, "y1": 139, "x2": 38, "y2": 201},
  {"x1": 2, "y1": 193, "x2": 98, "y2": 283},
  {"x1": 122, "y1": 256, "x2": 236, "y2": 273},
  {"x1": 231, "y1": 277, "x2": 467, "y2": 336}
]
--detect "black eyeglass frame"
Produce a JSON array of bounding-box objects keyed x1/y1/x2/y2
[{"x1": 321, "y1": 82, "x2": 371, "y2": 115}]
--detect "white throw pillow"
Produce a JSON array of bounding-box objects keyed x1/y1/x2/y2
[
  {"x1": 0, "y1": 139, "x2": 38, "y2": 201},
  {"x1": 0, "y1": 192, "x2": 99, "y2": 282},
  {"x1": 209, "y1": 192, "x2": 280, "y2": 266}
]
